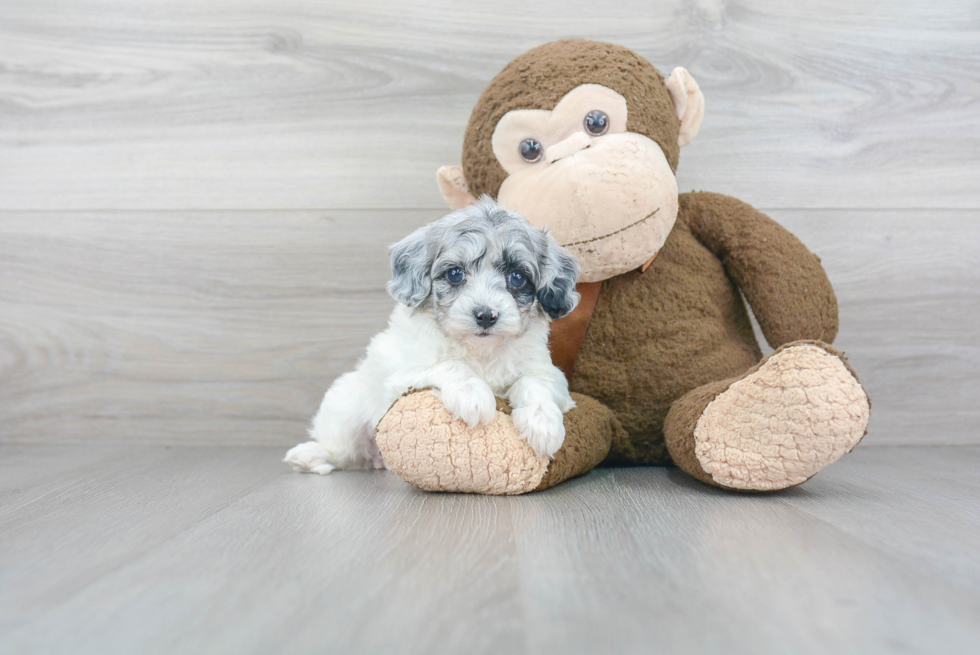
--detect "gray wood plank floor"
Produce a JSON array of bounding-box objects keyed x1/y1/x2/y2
[{"x1": 1, "y1": 444, "x2": 978, "y2": 655}]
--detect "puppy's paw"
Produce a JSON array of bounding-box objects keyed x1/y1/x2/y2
[
  {"x1": 556, "y1": 391, "x2": 577, "y2": 414},
  {"x1": 441, "y1": 377, "x2": 497, "y2": 428},
  {"x1": 283, "y1": 441, "x2": 337, "y2": 475},
  {"x1": 512, "y1": 402, "x2": 565, "y2": 460}
]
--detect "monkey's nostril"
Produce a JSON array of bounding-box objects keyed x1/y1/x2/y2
[{"x1": 474, "y1": 308, "x2": 498, "y2": 329}]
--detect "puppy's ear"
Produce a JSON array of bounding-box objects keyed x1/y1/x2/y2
[
  {"x1": 536, "y1": 232, "x2": 581, "y2": 320},
  {"x1": 387, "y1": 225, "x2": 433, "y2": 307}
]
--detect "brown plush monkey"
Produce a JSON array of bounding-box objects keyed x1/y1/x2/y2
[{"x1": 375, "y1": 39, "x2": 870, "y2": 494}]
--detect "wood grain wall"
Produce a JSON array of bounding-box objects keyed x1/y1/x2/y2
[{"x1": 1, "y1": 0, "x2": 978, "y2": 445}]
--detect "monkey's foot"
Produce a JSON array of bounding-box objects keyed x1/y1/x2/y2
[
  {"x1": 375, "y1": 391, "x2": 616, "y2": 495},
  {"x1": 665, "y1": 341, "x2": 870, "y2": 491}
]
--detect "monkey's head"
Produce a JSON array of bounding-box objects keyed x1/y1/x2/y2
[{"x1": 437, "y1": 40, "x2": 704, "y2": 282}]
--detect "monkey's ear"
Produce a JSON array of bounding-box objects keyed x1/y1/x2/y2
[
  {"x1": 666, "y1": 67, "x2": 705, "y2": 147},
  {"x1": 436, "y1": 166, "x2": 477, "y2": 210}
]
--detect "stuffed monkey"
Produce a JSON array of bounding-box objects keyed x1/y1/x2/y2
[{"x1": 375, "y1": 39, "x2": 870, "y2": 494}]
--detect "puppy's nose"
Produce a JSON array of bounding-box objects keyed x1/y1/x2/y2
[{"x1": 474, "y1": 308, "x2": 498, "y2": 329}]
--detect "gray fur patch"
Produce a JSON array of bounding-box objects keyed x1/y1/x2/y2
[{"x1": 387, "y1": 196, "x2": 581, "y2": 337}]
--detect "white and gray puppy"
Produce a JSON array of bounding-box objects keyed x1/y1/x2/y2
[{"x1": 284, "y1": 196, "x2": 581, "y2": 474}]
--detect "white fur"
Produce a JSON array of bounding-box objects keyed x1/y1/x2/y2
[
  {"x1": 284, "y1": 304, "x2": 574, "y2": 474},
  {"x1": 286, "y1": 199, "x2": 580, "y2": 474}
]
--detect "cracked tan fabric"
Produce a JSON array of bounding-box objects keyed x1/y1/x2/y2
[
  {"x1": 376, "y1": 391, "x2": 545, "y2": 495},
  {"x1": 376, "y1": 391, "x2": 615, "y2": 495},
  {"x1": 664, "y1": 341, "x2": 870, "y2": 491}
]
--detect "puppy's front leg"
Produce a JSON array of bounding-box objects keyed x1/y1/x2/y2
[
  {"x1": 419, "y1": 361, "x2": 497, "y2": 428},
  {"x1": 507, "y1": 374, "x2": 572, "y2": 460}
]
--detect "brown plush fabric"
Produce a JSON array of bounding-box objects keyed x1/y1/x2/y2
[
  {"x1": 462, "y1": 39, "x2": 681, "y2": 199},
  {"x1": 534, "y1": 393, "x2": 619, "y2": 491},
  {"x1": 548, "y1": 281, "x2": 603, "y2": 380},
  {"x1": 572, "y1": 193, "x2": 764, "y2": 465},
  {"x1": 376, "y1": 192, "x2": 850, "y2": 489},
  {"x1": 662, "y1": 378, "x2": 734, "y2": 486},
  {"x1": 640, "y1": 251, "x2": 660, "y2": 273},
  {"x1": 379, "y1": 38, "x2": 867, "y2": 494},
  {"x1": 571, "y1": 192, "x2": 840, "y2": 465},
  {"x1": 683, "y1": 192, "x2": 839, "y2": 346}
]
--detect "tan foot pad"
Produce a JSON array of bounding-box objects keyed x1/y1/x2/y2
[
  {"x1": 376, "y1": 391, "x2": 547, "y2": 495},
  {"x1": 694, "y1": 344, "x2": 870, "y2": 491}
]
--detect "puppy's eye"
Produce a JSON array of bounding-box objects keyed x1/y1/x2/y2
[
  {"x1": 584, "y1": 110, "x2": 609, "y2": 136},
  {"x1": 507, "y1": 270, "x2": 527, "y2": 289},
  {"x1": 446, "y1": 267, "x2": 465, "y2": 285},
  {"x1": 519, "y1": 138, "x2": 543, "y2": 163}
]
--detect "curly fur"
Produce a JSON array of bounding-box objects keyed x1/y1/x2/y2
[{"x1": 284, "y1": 198, "x2": 581, "y2": 473}]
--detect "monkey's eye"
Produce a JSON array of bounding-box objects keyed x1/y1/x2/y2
[
  {"x1": 507, "y1": 270, "x2": 527, "y2": 289},
  {"x1": 519, "y1": 138, "x2": 543, "y2": 163},
  {"x1": 446, "y1": 267, "x2": 465, "y2": 285},
  {"x1": 584, "y1": 110, "x2": 609, "y2": 136}
]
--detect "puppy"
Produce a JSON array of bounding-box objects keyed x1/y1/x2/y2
[{"x1": 284, "y1": 196, "x2": 581, "y2": 474}]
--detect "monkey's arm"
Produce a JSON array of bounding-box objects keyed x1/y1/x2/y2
[{"x1": 682, "y1": 191, "x2": 838, "y2": 347}]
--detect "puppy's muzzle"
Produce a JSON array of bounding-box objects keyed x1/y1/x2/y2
[{"x1": 474, "y1": 307, "x2": 499, "y2": 329}]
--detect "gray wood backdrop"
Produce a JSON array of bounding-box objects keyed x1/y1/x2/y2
[{"x1": 1, "y1": 0, "x2": 977, "y2": 446}]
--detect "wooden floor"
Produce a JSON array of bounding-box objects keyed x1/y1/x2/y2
[
  {"x1": 2, "y1": 3, "x2": 979, "y2": 654},
  {"x1": 1, "y1": 444, "x2": 978, "y2": 655}
]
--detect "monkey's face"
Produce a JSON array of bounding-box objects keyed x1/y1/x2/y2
[
  {"x1": 437, "y1": 40, "x2": 705, "y2": 283},
  {"x1": 491, "y1": 84, "x2": 678, "y2": 282}
]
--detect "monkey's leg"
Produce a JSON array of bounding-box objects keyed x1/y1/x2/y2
[
  {"x1": 375, "y1": 391, "x2": 619, "y2": 495},
  {"x1": 664, "y1": 340, "x2": 870, "y2": 491}
]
